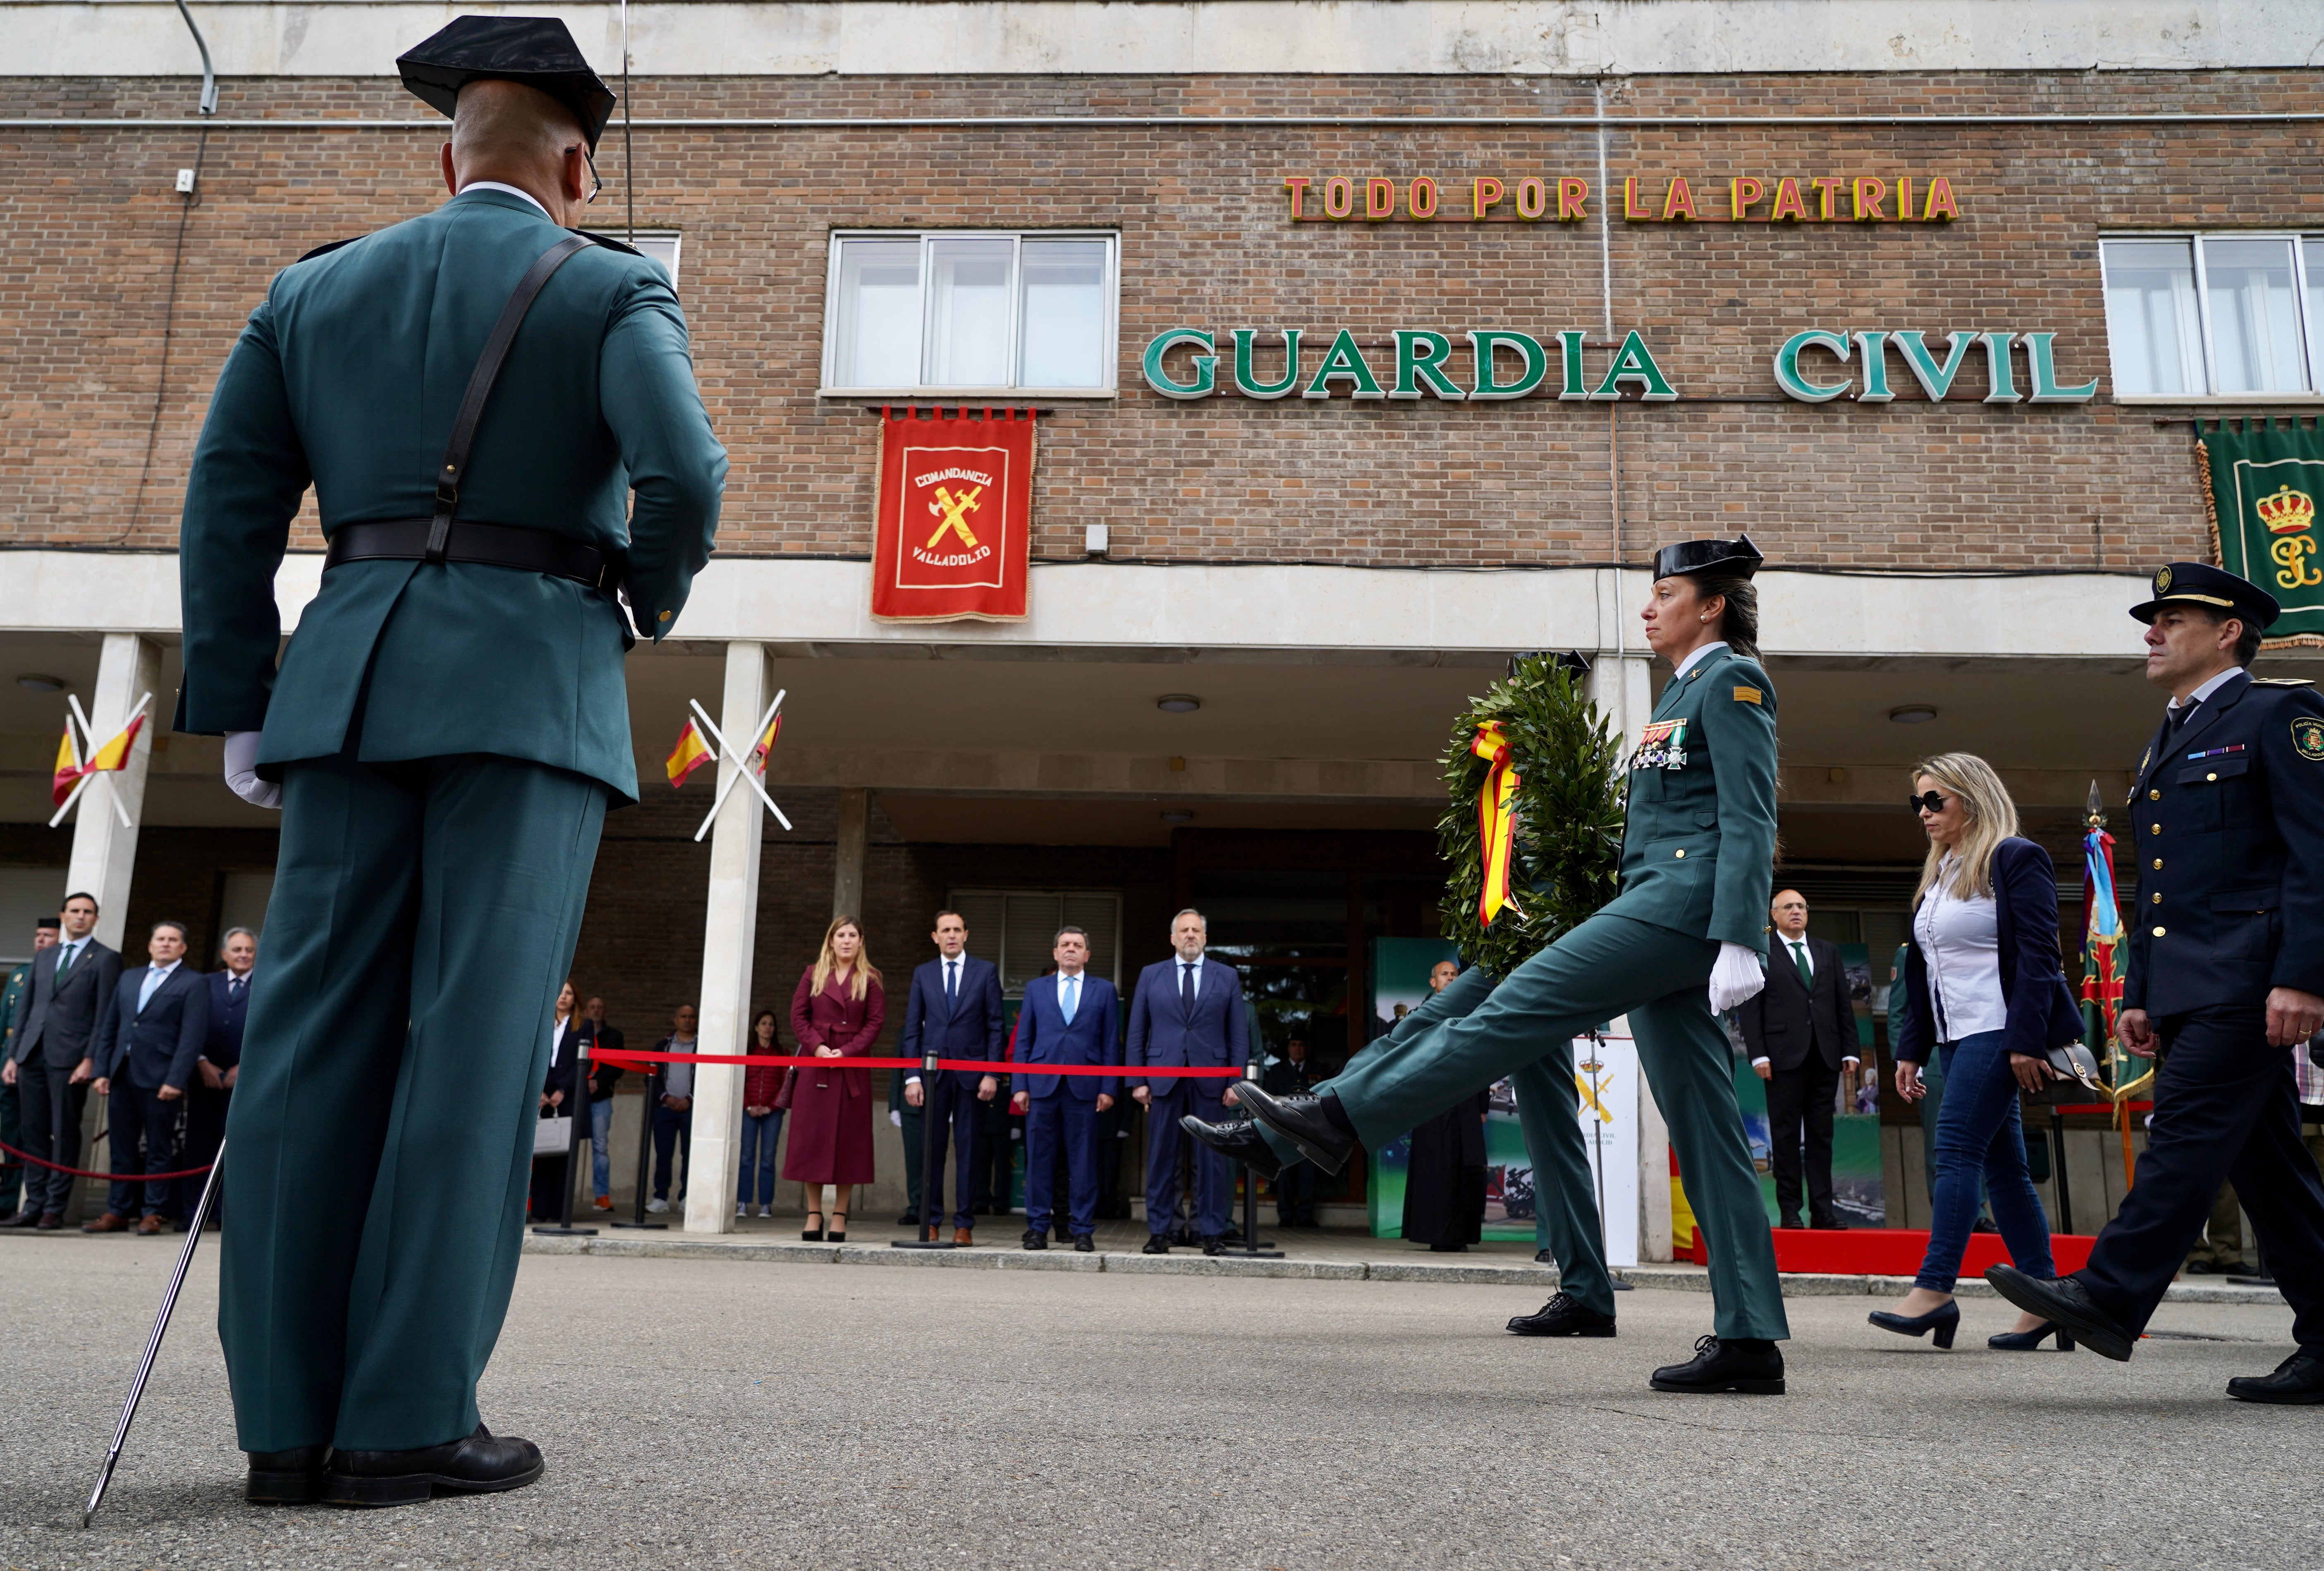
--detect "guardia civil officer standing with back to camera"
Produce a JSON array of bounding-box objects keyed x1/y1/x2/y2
[
  {"x1": 174, "y1": 17, "x2": 724, "y2": 1505},
  {"x1": 1989, "y1": 564, "x2": 2324, "y2": 1402}
]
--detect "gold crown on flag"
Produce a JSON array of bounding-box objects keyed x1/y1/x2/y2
[{"x1": 2258, "y1": 484, "x2": 2316, "y2": 535}]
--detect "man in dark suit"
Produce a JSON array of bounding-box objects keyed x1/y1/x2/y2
[
  {"x1": 88, "y1": 920, "x2": 210, "y2": 1234},
  {"x1": 0, "y1": 891, "x2": 121, "y2": 1230},
  {"x1": 899, "y1": 909, "x2": 1004, "y2": 1245},
  {"x1": 1991, "y1": 564, "x2": 2324, "y2": 1401},
  {"x1": 1262, "y1": 1032, "x2": 1325, "y2": 1226},
  {"x1": 1126, "y1": 908, "x2": 1249, "y2": 1255},
  {"x1": 1738, "y1": 890, "x2": 1859, "y2": 1230},
  {"x1": 1010, "y1": 926, "x2": 1121, "y2": 1252},
  {"x1": 0, "y1": 915, "x2": 59, "y2": 1220},
  {"x1": 181, "y1": 926, "x2": 256, "y2": 1223}
]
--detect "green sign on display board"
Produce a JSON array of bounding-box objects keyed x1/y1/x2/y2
[{"x1": 2203, "y1": 418, "x2": 2324, "y2": 647}]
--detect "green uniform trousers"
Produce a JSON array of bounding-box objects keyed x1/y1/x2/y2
[
  {"x1": 220, "y1": 748, "x2": 607, "y2": 1452},
  {"x1": 1322, "y1": 913, "x2": 1788, "y2": 1341}
]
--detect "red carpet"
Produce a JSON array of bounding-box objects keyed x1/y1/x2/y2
[{"x1": 1683, "y1": 1227, "x2": 2098, "y2": 1276}]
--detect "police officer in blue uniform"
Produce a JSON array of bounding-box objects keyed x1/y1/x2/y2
[{"x1": 1992, "y1": 563, "x2": 2324, "y2": 1401}]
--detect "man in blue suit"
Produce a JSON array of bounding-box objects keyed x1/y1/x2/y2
[
  {"x1": 899, "y1": 910, "x2": 1004, "y2": 1245},
  {"x1": 1126, "y1": 908, "x2": 1248, "y2": 1255},
  {"x1": 1010, "y1": 926, "x2": 1121, "y2": 1252},
  {"x1": 89, "y1": 920, "x2": 210, "y2": 1235},
  {"x1": 180, "y1": 926, "x2": 256, "y2": 1223}
]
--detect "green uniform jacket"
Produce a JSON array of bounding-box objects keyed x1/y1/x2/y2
[
  {"x1": 0, "y1": 962, "x2": 29, "y2": 1056},
  {"x1": 1602, "y1": 647, "x2": 1780, "y2": 954},
  {"x1": 175, "y1": 189, "x2": 727, "y2": 803}
]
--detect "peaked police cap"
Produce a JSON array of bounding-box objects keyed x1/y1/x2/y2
[
  {"x1": 1652, "y1": 534, "x2": 1764, "y2": 581},
  {"x1": 398, "y1": 16, "x2": 617, "y2": 152},
  {"x1": 2128, "y1": 560, "x2": 2281, "y2": 630}
]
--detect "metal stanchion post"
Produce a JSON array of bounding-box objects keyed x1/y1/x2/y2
[
  {"x1": 893, "y1": 1049, "x2": 955, "y2": 1249},
  {"x1": 1220, "y1": 1062, "x2": 1281, "y2": 1260},
  {"x1": 534, "y1": 1032, "x2": 597, "y2": 1237},
  {"x1": 2050, "y1": 1106, "x2": 2073, "y2": 1235},
  {"x1": 612, "y1": 1074, "x2": 667, "y2": 1230}
]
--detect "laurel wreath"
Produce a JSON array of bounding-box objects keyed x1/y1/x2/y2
[{"x1": 1436, "y1": 654, "x2": 1628, "y2": 980}]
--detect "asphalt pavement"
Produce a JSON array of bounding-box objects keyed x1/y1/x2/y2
[{"x1": 1, "y1": 1232, "x2": 2314, "y2": 1569}]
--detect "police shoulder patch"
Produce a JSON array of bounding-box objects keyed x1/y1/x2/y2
[
  {"x1": 2293, "y1": 717, "x2": 2324, "y2": 762},
  {"x1": 1732, "y1": 685, "x2": 1762, "y2": 705}
]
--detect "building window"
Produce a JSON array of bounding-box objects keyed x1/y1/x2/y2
[
  {"x1": 822, "y1": 232, "x2": 1119, "y2": 396},
  {"x1": 946, "y1": 889, "x2": 1123, "y2": 996},
  {"x1": 624, "y1": 231, "x2": 681, "y2": 283},
  {"x1": 2100, "y1": 234, "x2": 2324, "y2": 399}
]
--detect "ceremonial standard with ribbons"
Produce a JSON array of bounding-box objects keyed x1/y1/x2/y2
[{"x1": 172, "y1": 15, "x2": 724, "y2": 1506}]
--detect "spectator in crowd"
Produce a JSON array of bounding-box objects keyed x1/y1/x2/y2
[
  {"x1": 1738, "y1": 890, "x2": 1859, "y2": 1230},
  {"x1": 88, "y1": 920, "x2": 209, "y2": 1235},
  {"x1": 647, "y1": 1004, "x2": 698, "y2": 1214},
  {"x1": 1126, "y1": 908, "x2": 1248, "y2": 1256},
  {"x1": 0, "y1": 915, "x2": 59, "y2": 1220},
  {"x1": 530, "y1": 981, "x2": 582, "y2": 1221},
  {"x1": 738, "y1": 1009, "x2": 786, "y2": 1219},
  {"x1": 1011, "y1": 927, "x2": 1120, "y2": 1252},
  {"x1": 581, "y1": 995, "x2": 624, "y2": 1211},
  {"x1": 2, "y1": 893, "x2": 121, "y2": 1230},
  {"x1": 786, "y1": 916, "x2": 886, "y2": 1243},
  {"x1": 1264, "y1": 1031, "x2": 1324, "y2": 1227},
  {"x1": 1877, "y1": 754, "x2": 2075, "y2": 1351},
  {"x1": 899, "y1": 909, "x2": 1003, "y2": 1246},
  {"x1": 181, "y1": 926, "x2": 254, "y2": 1224},
  {"x1": 1401, "y1": 959, "x2": 1489, "y2": 1253}
]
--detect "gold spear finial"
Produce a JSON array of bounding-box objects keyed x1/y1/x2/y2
[{"x1": 2085, "y1": 778, "x2": 2106, "y2": 830}]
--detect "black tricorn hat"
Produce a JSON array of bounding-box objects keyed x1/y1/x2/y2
[
  {"x1": 1652, "y1": 534, "x2": 1765, "y2": 580},
  {"x1": 2128, "y1": 560, "x2": 2281, "y2": 631},
  {"x1": 398, "y1": 16, "x2": 617, "y2": 152}
]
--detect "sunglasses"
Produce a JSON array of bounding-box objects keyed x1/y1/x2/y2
[{"x1": 1907, "y1": 790, "x2": 1949, "y2": 814}]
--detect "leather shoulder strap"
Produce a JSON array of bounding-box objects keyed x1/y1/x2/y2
[{"x1": 426, "y1": 232, "x2": 595, "y2": 563}]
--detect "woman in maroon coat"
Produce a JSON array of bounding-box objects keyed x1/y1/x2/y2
[{"x1": 782, "y1": 914, "x2": 885, "y2": 1242}]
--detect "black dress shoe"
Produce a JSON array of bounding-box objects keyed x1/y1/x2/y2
[
  {"x1": 1778, "y1": 1213, "x2": 1803, "y2": 1231},
  {"x1": 1650, "y1": 1335, "x2": 1786, "y2": 1395},
  {"x1": 1141, "y1": 1234, "x2": 1170, "y2": 1255},
  {"x1": 1867, "y1": 1302, "x2": 1960, "y2": 1348},
  {"x1": 1021, "y1": 1228, "x2": 1047, "y2": 1250},
  {"x1": 1810, "y1": 1214, "x2": 1848, "y2": 1231},
  {"x1": 1073, "y1": 1234, "x2": 1095, "y2": 1253},
  {"x1": 322, "y1": 1424, "x2": 543, "y2": 1508},
  {"x1": 1227, "y1": 1083, "x2": 1357, "y2": 1175},
  {"x1": 1202, "y1": 1234, "x2": 1227, "y2": 1257},
  {"x1": 1535, "y1": 1247, "x2": 1556, "y2": 1264},
  {"x1": 1507, "y1": 1291, "x2": 1616, "y2": 1338},
  {"x1": 1984, "y1": 1265, "x2": 2135, "y2": 1362},
  {"x1": 0, "y1": 1207, "x2": 41, "y2": 1230},
  {"x1": 35, "y1": 1211, "x2": 62, "y2": 1230},
  {"x1": 1179, "y1": 1114, "x2": 1284, "y2": 1178},
  {"x1": 896, "y1": 1210, "x2": 918, "y2": 1227},
  {"x1": 2227, "y1": 1350, "x2": 2324, "y2": 1404},
  {"x1": 246, "y1": 1444, "x2": 331, "y2": 1504}
]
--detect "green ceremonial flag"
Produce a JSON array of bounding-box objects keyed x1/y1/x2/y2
[{"x1": 2202, "y1": 417, "x2": 2324, "y2": 647}]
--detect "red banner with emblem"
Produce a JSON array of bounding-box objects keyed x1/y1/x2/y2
[{"x1": 871, "y1": 408, "x2": 1036, "y2": 622}]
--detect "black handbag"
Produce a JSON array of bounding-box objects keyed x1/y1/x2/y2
[{"x1": 2045, "y1": 1041, "x2": 2104, "y2": 1092}]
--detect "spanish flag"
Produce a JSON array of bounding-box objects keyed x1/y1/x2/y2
[
  {"x1": 50, "y1": 722, "x2": 85, "y2": 807},
  {"x1": 665, "y1": 719, "x2": 713, "y2": 788},
  {"x1": 85, "y1": 713, "x2": 144, "y2": 774},
  {"x1": 1471, "y1": 722, "x2": 1522, "y2": 928},
  {"x1": 750, "y1": 712, "x2": 783, "y2": 778}
]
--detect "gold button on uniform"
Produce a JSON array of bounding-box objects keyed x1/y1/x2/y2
[
  {"x1": 2152, "y1": 824, "x2": 2162, "y2": 834},
  {"x1": 2152, "y1": 858, "x2": 2162, "y2": 870},
  {"x1": 2153, "y1": 926, "x2": 2166, "y2": 937},
  {"x1": 658, "y1": 609, "x2": 672, "y2": 622},
  {"x1": 2208, "y1": 771, "x2": 2219, "y2": 782},
  {"x1": 2149, "y1": 789, "x2": 2161, "y2": 801},
  {"x1": 2152, "y1": 893, "x2": 2162, "y2": 904},
  {"x1": 1674, "y1": 848, "x2": 1686, "y2": 858}
]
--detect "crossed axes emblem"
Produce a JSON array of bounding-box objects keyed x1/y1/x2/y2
[{"x1": 925, "y1": 484, "x2": 984, "y2": 549}]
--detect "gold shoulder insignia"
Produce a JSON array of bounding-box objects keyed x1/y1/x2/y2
[
  {"x1": 1732, "y1": 685, "x2": 1763, "y2": 705},
  {"x1": 2253, "y1": 677, "x2": 2317, "y2": 688}
]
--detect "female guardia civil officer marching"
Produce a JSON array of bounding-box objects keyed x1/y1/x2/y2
[{"x1": 1227, "y1": 536, "x2": 1791, "y2": 1395}]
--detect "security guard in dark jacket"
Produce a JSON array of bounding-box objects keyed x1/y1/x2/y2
[{"x1": 1991, "y1": 563, "x2": 2324, "y2": 1401}]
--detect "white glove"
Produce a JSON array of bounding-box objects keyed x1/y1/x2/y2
[
  {"x1": 889, "y1": 1109, "x2": 902, "y2": 1128},
  {"x1": 223, "y1": 731, "x2": 282, "y2": 809},
  {"x1": 1707, "y1": 942, "x2": 1765, "y2": 1015}
]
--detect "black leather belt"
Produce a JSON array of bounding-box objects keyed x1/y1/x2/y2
[{"x1": 325, "y1": 518, "x2": 623, "y2": 592}]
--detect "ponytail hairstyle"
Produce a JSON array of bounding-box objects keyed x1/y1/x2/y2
[{"x1": 1689, "y1": 572, "x2": 1761, "y2": 662}]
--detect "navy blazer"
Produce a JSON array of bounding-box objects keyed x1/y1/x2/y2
[
  {"x1": 1125, "y1": 955, "x2": 1249, "y2": 1094},
  {"x1": 203, "y1": 969, "x2": 252, "y2": 1070},
  {"x1": 1897, "y1": 836, "x2": 2083, "y2": 1065},
  {"x1": 1013, "y1": 971, "x2": 1121, "y2": 1101},
  {"x1": 898, "y1": 954, "x2": 1005, "y2": 1084},
  {"x1": 93, "y1": 963, "x2": 210, "y2": 1091}
]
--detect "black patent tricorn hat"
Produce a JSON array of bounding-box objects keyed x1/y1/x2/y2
[
  {"x1": 1652, "y1": 534, "x2": 1765, "y2": 580},
  {"x1": 398, "y1": 16, "x2": 617, "y2": 152}
]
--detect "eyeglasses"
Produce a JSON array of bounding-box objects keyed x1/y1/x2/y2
[
  {"x1": 567, "y1": 144, "x2": 603, "y2": 204},
  {"x1": 1907, "y1": 790, "x2": 1949, "y2": 814}
]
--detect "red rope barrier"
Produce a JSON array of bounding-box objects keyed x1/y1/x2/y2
[
  {"x1": 591, "y1": 1049, "x2": 1239, "y2": 1078},
  {"x1": 0, "y1": 1136, "x2": 214, "y2": 1184}
]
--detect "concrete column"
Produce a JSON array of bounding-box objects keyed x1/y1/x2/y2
[
  {"x1": 1635, "y1": 1070, "x2": 1674, "y2": 1263},
  {"x1": 832, "y1": 787, "x2": 868, "y2": 918},
  {"x1": 1585, "y1": 649, "x2": 1655, "y2": 759},
  {"x1": 683, "y1": 640, "x2": 772, "y2": 1236},
  {"x1": 66, "y1": 633, "x2": 161, "y2": 953}
]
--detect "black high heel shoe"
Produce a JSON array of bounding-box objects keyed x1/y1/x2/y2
[
  {"x1": 1988, "y1": 1321, "x2": 2075, "y2": 1352},
  {"x1": 1868, "y1": 1301, "x2": 1961, "y2": 1349},
  {"x1": 828, "y1": 1212, "x2": 847, "y2": 1244},
  {"x1": 802, "y1": 1212, "x2": 825, "y2": 1242}
]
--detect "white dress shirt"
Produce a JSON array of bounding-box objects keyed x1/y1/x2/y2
[
  {"x1": 1175, "y1": 952, "x2": 1206, "y2": 999},
  {"x1": 1057, "y1": 969, "x2": 1082, "y2": 1024},
  {"x1": 1914, "y1": 852, "x2": 2008, "y2": 1043},
  {"x1": 138, "y1": 957, "x2": 182, "y2": 1013},
  {"x1": 459, "y1": 179, "x2": 550, "y2": 219},
  {"x1": 2165, "y1": 664, "x2": 2243, "y2": 722},
  {"x1": 1670, "y1": 639, "x2": 1730, "y2": 683},
  {"x1": 53, "y1": 935, "x2": 90, "y2": 977}
]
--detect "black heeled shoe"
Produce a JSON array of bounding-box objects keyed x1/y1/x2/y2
[
  {"x1": 1988, "y1": 1321, "x2": 2075, "y2": 1352},
  {"x1": 1867, "y1": 1301, "x2": 1960, "y2": 1349},
  {"x1": 828, "y1": 1212, "x2": 847, "y2": 1244},
  {"x1": 802, "y1": 1212, "x2": 825, "y2": 1242}
]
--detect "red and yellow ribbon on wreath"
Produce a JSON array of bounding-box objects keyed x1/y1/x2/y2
[{"x1": 1470, "y1": 723, "x2": 1523, "y2": 927}]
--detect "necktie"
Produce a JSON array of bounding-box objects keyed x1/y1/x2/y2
[
  {"x1": 1790, "y1": 941, "x2": 1812, "y2": 986},
  {"x1": 1181, "y1": 962, "x2": 1195, "y2": 1009},
  {"x1": 1062, "y1": 975, "x2": 1078, "y2": 1023},
  {"x1": 2169, "y1": 702, "x2": 2192, "y2": 733},
  {"x1": 54, "y1": 942, "x2": 73, "y2": 979},
  {"x1": 946, "y1": 960, "x2": 958, "y2": 1003},
  {"x1": 230, "y1": 976, "x2": 246, "y2": 1002}
]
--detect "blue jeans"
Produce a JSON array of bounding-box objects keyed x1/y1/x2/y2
[
  {"x1": 737, "y1": 1109, "x2": 784, "y2": 1206},
  {"x1": 589, "y1": 1096, "x2": 614, "y2": 1200},
  {"x1": 1917, "y1": 1030, "x2": 2054, "y2": 1291}
]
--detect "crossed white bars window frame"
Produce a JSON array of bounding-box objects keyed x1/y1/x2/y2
[{"x1": 688, "y1": 692, "x2": 793, "y2": 844}]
